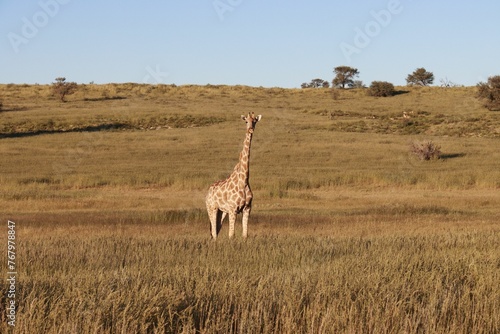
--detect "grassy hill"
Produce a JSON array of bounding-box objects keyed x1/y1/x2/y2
[
  {"x1": 1, "y1": 83, "x2": 499, "y2": 218},
  {"x1": 1, "y1": 84, "x2": 499, "y2": 332}
]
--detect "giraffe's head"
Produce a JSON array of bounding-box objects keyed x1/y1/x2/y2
[{"x1": 241, "y1": 112, "x2": 262, "y2": 134}]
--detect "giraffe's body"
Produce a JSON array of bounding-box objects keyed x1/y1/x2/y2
[{"x1": 206, "y1": 113, "x2": 261, "y2": 239}]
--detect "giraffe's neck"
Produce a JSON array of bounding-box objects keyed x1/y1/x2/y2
[{"x1": 233, "y1": 130, "x2": 253, "y2": 185}]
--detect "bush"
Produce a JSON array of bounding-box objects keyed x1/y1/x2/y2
[
  {"x1": 368, "y1": 81, "x2": 395, "y2": 97},
  {"x1": 52, "y1": 77, "x2": 78, "y2": 102},
  {"x1": 351, "y1": 80, "x2": 366, "y2": 89},
  {"x1": 301, "y1": 79, "x2": 330, "y2": 89},
  {"x1": 410, "y1": 140, "x2": 441, "y2": 160},
  {"x1": 477, "y1": 75, "x2": 500, "y2": 111}
]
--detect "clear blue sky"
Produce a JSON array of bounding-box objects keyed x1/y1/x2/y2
[{"x1": 1, "y1": 0, "x2": 499, "y2": 87}]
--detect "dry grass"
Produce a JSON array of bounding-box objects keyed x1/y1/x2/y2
[
  {"x1": 1, "y1": 84, "x2": 499, "y2": 332},
  {"x1": 1, "y1": 218, "x2": 499, "y2": 333}
]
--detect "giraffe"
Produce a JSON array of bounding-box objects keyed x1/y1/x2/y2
[{"x1": 206, "y1": 112, "x2": 262, "y2": 240}]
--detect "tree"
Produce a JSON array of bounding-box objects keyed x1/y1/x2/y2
[
  {"x1": 406, "y1": 68, "x2": 434, "y2": 86},
  {"x1": 439, "y1": 77, "x2": 459, "y2": 88},
  {"x1": 52, "y1": 77, "x2": 77, "y2": 102},
  {"x1": 477, "y1": 75, "x2": 500, "y2": 111},
  {"x1": 367, "y1": 81, "x2": 395, "y2": 97},
  {"x1": 301, "y1": 78, "x2": 330, "y2": 89},
  {"x1": 332, "y1": 66, "x2": 359, "y2": 88}
]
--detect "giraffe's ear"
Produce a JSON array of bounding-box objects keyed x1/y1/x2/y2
[
  {"x1": 241, "y1": 115, "x2": 246, "y2": 121},
  {"x1": 256, "y1": 115, "x2": 262, "y2": 122}
]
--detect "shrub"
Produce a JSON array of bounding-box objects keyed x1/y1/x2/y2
[
  {"x1": 440, "y1": 77, "x2": 460, "y2": 88},
  {"x1": 301, "y1": 79, "x2": 330, "y2": 89},
  {"x1": 351, "y1": 80, "x2": 366, "y2": 89},
  {"x1": 368, "y1": 81, "x2": 395, "y2": 97},
  {"x1": 477, "y1": 75, "x2": 500, "y2": 111},
  {"x1": 0, "y1": 100, "x2": 3, "y2": 112},
  {"x1": 410, "y1": 140, "x2": 441, "y2": 160},
  {"x1": 52, "y1": 77, "x2": 78, "y2": 102}
]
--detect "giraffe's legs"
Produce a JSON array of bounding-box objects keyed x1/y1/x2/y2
[
  {"x1": 242, "y1": 185, "x2": 253, "y2": 239},
  {"x1": 216, "y1": 210, "x2": 223, "y2": 236},
  {"x1": 242, "y1": 206, "x2": 251, "y2": 239},
  {"x1": 207, "y1": 207, "x2": 218, "y2": 240},
  {"x1": 208, "y1": 208, "x2": 224, "y2": 240},
  {"x1": 228, "y1": 212, "x2": 236, "y2": 239}
]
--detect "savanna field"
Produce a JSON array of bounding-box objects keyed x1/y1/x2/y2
[{"x1": 0, "y1": 83, "x2": 499, "y2": 333}]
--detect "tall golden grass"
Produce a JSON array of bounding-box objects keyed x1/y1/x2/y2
[
  {"x1": 1, "y1": 218, "x2": 499, "y2": 333},
  {"x1": 1, "y1": 83, "x2": 499, "y2": 332}
]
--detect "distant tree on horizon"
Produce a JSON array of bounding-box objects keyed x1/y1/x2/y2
[
  {"x1": 406, "y1": 68, "x2": 434, "y2": 86},
  {"x1": 301, "y1": 78, "x2": 330, "y2": 89},
  {"x1": 332, "y1": 66, "x2": 360, "y2": 89},
  {"x1": 477, "y1": 75, "x2": 500, "y2": 111},
  {"x1": 439, "y1": 77, "x2": 460, "y2": 88},
  {"x1": 52, "y1": 77, "x2": 78, "y2": 102}
]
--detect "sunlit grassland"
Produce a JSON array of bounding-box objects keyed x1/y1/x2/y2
[
  {"x1": 1, "y1": 221, "x2": 499, "y2": 333},
  {"x1": 1, "y1": 84, "x2": 499, "y2": 332}
]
